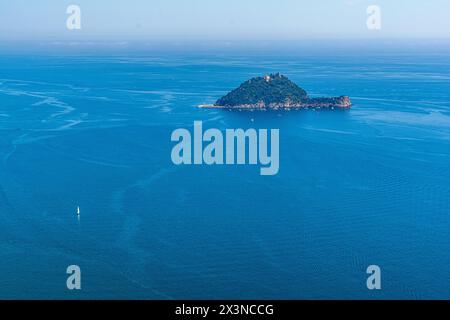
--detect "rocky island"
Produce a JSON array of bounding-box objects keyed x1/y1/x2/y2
[{"x1": 200, "y1": 73, "x2": 351, "y2": 110}]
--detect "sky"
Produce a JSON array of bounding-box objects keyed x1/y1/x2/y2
[{"x1": 0, "y1": 0, "x2": 449, "y2": 41}]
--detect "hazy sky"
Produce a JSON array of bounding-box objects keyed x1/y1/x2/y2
[{"x1": 1, "y1": 0, "x2": 449, "y2": 41}]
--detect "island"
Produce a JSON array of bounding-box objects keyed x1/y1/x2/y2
[{"x1": 200, "y1": 73, "x2": 351, "y2": 110}]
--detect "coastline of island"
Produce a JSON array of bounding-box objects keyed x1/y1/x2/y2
[{"x1": 199, "y1": 74, "x2": 352, "y2": 110}]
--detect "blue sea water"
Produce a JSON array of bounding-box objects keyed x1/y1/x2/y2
[{"x1": 1, "y1": 43, "x2": 450, "y2": 299}]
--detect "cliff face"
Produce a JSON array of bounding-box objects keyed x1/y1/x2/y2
[{"x1": 212, "y1": 74, "x2": 351, "y2": 110}]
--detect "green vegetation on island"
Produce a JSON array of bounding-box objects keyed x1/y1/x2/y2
[
  {"x1": 216, "y1": 73, "x2": 307, "y2": 106},
  {"x1": 207, "y1": 73, "x2": 351, "y2": 109}
]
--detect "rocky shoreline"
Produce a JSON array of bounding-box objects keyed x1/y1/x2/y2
[
  {"x1": 201, "y1": 74, "x2": 352, "y2": 111},
  {"x1": 200, "y1": 96, "x2": 351, "y2": 110}
]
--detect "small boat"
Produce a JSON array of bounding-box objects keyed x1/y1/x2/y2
[{"x1": 77, "y1": 206, "x2": 80, "y2": 216}]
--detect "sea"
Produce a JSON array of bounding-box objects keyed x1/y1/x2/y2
[{"x1": 0, "y1": 41, "x2": 450, "y2": 299}]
